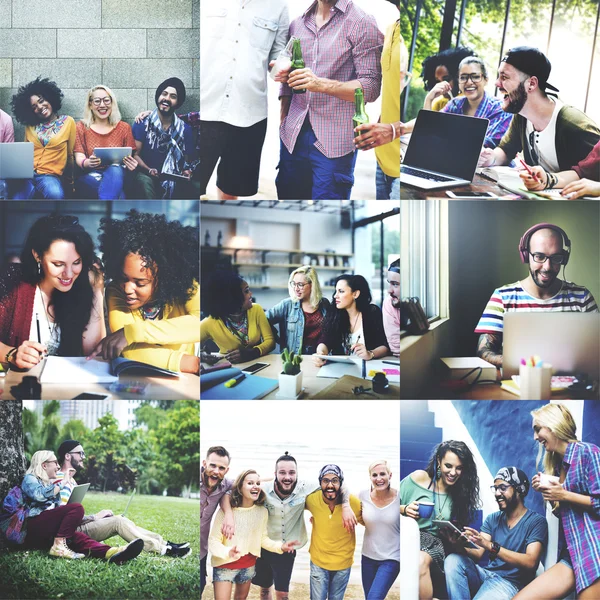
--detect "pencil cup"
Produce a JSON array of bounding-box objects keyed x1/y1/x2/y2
[{"x1": 519, "y1": 363, "x2": 552, "y2": 400}]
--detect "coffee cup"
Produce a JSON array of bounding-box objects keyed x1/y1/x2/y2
[
  {"x1": 539, "y1": 474, "x2": 560, "y2": 487},
  {"x1": 418, "y1": 501, "x2": 435, "y2": 518}
]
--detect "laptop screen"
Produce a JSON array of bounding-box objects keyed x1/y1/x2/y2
[{"x1": 403, "y1": 111, "x2": 490, "y2": 181}]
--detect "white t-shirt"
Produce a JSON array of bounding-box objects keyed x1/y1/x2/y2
[
  {"x1": 359, "y1": 489, "x2": 400, "y2": 562},
  {"x1": 526, "y1": 98, "x2": 562, "y2": 173},
  {"x1": 29, "y1": 288, "x2": 61, "y2": 355}
]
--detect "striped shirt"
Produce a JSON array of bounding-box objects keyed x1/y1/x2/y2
[
  {"x1": 280, "y1": 0, "x2": 383, "y2": 158},
  {"x1": 475, "y1": 281, "x2": 598, "y2": 334},
  {"x1": 442, "y1": 91, "x2": 513, "y2": 149},
  {"x1": 561, "y1": 441, "x2": 600, "y2": 593}
]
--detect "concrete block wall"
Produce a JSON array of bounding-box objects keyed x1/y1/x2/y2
[{"x1": 0, "y1": 0, "x2": 199, "y2": 140}]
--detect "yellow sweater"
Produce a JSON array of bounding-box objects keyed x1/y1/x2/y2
[
  {"x1": 200, "y1": 304, "x2": 275, "y2": 356},
  {"x1": 305, "y1": 491, "x2": 363, "y2": 571},
  {"x1": 25, "y1": 116, "x2": 76, "y2": 177},
  {"x1": 208, "y1": 505, "x2": 283, "y2": 567},
  {"x1": 107, "y1": 281, "x2": 200, "y2": 372}
]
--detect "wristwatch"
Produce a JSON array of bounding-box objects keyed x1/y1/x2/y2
[{"x1": 489, "y1": 540, "x2": 501, "y2": 559}]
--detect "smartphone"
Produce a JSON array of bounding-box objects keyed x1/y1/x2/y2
[
  {"x1": 241, "y1": 362, "x2": 269, "y2": 375},
  {"x1": 72, "y1": 392, "x2": 111, "y2": 400},
  {"x1": 446, "y1": 191, "x2": 497, "y2": 199}
]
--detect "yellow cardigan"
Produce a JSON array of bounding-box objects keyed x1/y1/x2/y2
[
  {"x1": 25, "y1": 116, "x2": 76, "y2": 177},
  {"x1": 107, "y1": 281, "x2": 200, "y2": 372},
  {"x1": 200, "y1": 304, "x2": 275, "y2": 356}
]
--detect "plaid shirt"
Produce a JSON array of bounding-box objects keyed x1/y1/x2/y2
[
  {"x1": 561, "y1": 441, "x2": 600, "y2": 593},
  {"x1": 201, "y1": 468, "x2": 233, "y2": 560},
  {"x1": 442, "y1": 91, "x2": 513, "y2": 149},
  {"x1": 280, "y1": 0, "x2": 383, "y2": 158}
]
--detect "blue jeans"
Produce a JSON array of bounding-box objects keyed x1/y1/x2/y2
[
  {"x1": 276, "y1": 121, "x2": 357, "y2": 200},
  {"x1": 376, "y1": 163, "x2": 399, "y2": 199},
  {"x1": 310, "y1": 561, "x2": 351, "y2": 600},
  {"x1": 445, "y1": 553, "x2": 520, "y2": 600},
  {"x1": 361, "y1": 555, "x2": 400, "y2": 599},
  {"x1": 12, "y1": 175, "x2": 65, "y2": 199},
  {"x1": 75, "y1": 165, "x2": 125, "y2": 199}
]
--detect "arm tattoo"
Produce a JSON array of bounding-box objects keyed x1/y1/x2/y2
[{"x1": 477, "y1": 333, "x2": 503, "y2": 368}]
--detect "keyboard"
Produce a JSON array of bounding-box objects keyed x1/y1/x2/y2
[{"x1": 401, "y1": 166, "x2": 454, "y2": 182}]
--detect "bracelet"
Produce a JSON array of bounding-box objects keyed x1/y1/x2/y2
[
  {"x1": 390, "y1": 123, "x2": 396, "y2": 142},
  {"x1": 489, "y1": 540, "x2": 501, "y2": 559},
  {"x1": 401, "y1": 505, "x2": 407, "y2": 516},
  {"x1": 369, "y1": 350, "x2": 375, "y2": 360},
  {"x1": 5, "y1": 346, "x2": 17, "y2": 364}
]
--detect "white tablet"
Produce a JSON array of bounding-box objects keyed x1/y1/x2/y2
[
  {"x1": 94, "y1": 147, "x2": 132, "y2": 165},
  {"x1": 67, "y1": 483, "x2": 90, "y2": 504}
]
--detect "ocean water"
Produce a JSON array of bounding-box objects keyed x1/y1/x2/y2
[{"x1": 201, "y1": 400, "x2": 400, "y2": 586}]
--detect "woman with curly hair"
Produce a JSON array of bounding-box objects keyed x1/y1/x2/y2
[
  {"x1": 74, "y1": 85, "x2": 138, "y2": 199},
  {"x1": 200, "y1": 270, "x2": 275, "y2": 364},
  {"x1": 88, "y1": 210, "x2": 200, "y2": 374},
  {"x1": 10, "y1": 77, "x2": 75, "y2": 199},
  {"x1": 312, "y1": 274, "x2": 389, "y2": 365},
  {"x1": 400, "y1": 440, "x2": 481, "y2": 600},
  {"x1": 0, "y1": 215, "x2": 105, "y2": 370},
  {"x1": 208, "y1": 470, "x2": 298, "y2": 600}
]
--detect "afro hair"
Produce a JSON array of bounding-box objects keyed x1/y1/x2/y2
[
  {"x1": 99, "y1": 210, "x2": 199, "y2": 307},
  {"x1": 11, "y1": 77, "x2": 64, "y2": 126}
]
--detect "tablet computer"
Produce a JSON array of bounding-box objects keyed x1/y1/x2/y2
[
  {"x1": 67, "y1": 483, "x2": 91, "y2": 504},
  {"x1": 160, "y1": 172, "x2": 191, "y2": 182},
  {"x1": 94, "y1": 147, "x2": 132, "y2": 165},
  {"x1": 432, "y1": 519, "x2": 478, "y2": 549}
]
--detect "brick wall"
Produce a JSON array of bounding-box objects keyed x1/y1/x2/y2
[{"x1": 0, "y1": 0, "x2": 199, "y2": 140}]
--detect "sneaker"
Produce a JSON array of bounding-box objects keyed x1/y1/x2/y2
[
  {"x1": 107, "y1": 538, "x2": 144, "y2": 564},
  {"x1": 167, "y1": 540, "x2": 190, "y2": 550},
  {"x1": 165, "y1": 545, "x2": 192, "y2": 558},
  {"x1": 49, "y1": 539, "x2": 85, "y2": 560}
]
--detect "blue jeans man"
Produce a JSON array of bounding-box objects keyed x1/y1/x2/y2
[{"x1": 310, "y1": 562, "x2": 351, "y2": 600}]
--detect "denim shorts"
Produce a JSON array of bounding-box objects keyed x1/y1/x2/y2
[{"x1": 213, "y1": 565, "x2": 256, "y2": 584}]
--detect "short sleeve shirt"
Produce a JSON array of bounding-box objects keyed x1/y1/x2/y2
[{"x1": 201, "y1": 472, "x2": 233, "y2": 559}]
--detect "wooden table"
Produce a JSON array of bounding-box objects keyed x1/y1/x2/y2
[
  {"x1": 400, "y1": 174, "x2": 510, "y2": 199},
  {"x1": 0, "y1": 361, "x2": 200, "y2": 400},
  {"x1": 201, "y1": 354, "x2": 400, "y2": 400}
]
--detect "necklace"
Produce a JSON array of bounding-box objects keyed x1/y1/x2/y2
[
  {"x1": 37, "y1": 286, "x2": 56, "y2": 336},
  {"x1": 434, "y1": 482, "x2": 450, "y2": 520},
  {"x1": 350, "y1": 311, "x2": 360, "y2": 333}
]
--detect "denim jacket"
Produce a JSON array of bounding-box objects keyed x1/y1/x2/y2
[
  {"x1": 21, "y1": 474, "x2": 59, "y2": 518},
  {"x1": 266, "y1": 298, "x2": 329, "y2": 354}
]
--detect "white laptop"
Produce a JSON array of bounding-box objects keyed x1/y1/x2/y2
[
  {"x1": 0, "y1": 142, "x2": 34, "y2": 179},
  {"x1": 400, "y1": 111, "x2": 489, "y2": 190},
  {"x1": 503, "y1": 312, "x2": 600, "y2": 379},
  {"x1": 94, "y1": 147, "x2": 132, "y2": 165}
]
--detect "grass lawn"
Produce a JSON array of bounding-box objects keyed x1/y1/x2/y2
[{"x1": 0, "y1": 491, "x2": 200, "y2": 600}]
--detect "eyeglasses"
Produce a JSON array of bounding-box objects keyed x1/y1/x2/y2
[
  {"x1": 92, "y1": 97, "x2": 112, "y2": 106},
  {"x1": 529, "y1": 252, "x2": 565, "y2": 265},
  {"x1": 490, "y1": 484, "x2": 512, "y2": 493},
  {"x1": 290, "y1": 282, "x2": 309, "y2": 290},
  {"x1": 322, "y1": 477, "x2": 340, "y2": 486},
  {"x1": 70, "y1": 451, "x2": 86, "y2": 459},
  {"x1": 459, "y1": 73, "x2": 483, "y2": 83}
]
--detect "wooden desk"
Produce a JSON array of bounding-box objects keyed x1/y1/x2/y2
[
  {"x1": 201, "y1": 354, "x2": 399, "y2": 400},
  {"x1": 400, "y1": 174, "x2": 510, "y2": 200},
  {"x1": 0, "y1": 361, "x2": 199, "y2": 400}
]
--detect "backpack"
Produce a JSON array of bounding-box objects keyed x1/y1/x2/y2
[{"x1": 0, "y1": 486, "x2": 30, "y2": 545}]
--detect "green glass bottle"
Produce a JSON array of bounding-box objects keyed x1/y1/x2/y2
[
  {"x1": 352, "y1": 88, "x2": 369, "y2": 137},
  {"x1": 290, "y1": 38, "x2": 306, "y2": 95}
]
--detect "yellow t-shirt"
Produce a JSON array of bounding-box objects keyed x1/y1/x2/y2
[
  {"x1": 305, "y1": 490, "x2": 362, "y2": 571},
  {"x1": 375, "y1": 22, "x2": 401, "y2": 178}
]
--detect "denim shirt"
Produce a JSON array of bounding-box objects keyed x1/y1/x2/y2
[
  {"x1": 265, "y1": 298, "x2": 328, "y2": 354},
  {"x1": 21, "y1": 474, "x2": 59, "y2": 518}
]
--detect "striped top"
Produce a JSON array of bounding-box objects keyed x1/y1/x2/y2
[
  {"x1": 279, "y1": 0, "x2": 384, "y2": 158},
  {"x1": 561, "y1": 441, "x2": 600, "y2": 593},
  {"x1": 475, "y1": 281, "x2": 598, "y2": 334}
]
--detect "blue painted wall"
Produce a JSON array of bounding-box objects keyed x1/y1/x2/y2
[
  {"x1": 582, "y1": 401, "x2": 600, "y2": 446},
  {"x1": 452, "y1": 400, "x2": 547, "y2": 516}
]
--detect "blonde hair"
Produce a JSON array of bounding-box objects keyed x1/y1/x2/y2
[
  {"x1": 82, "y1": 85, "x2": 122, "y2": 127},
  {"x1": 368, "y1": 460, "x2": 390, "y2": 474},
  {"x1": 531, "y1": 404, "x2": 578, "y2": 476},
  {"x1": 230, "y1": 470, "x2": 266, "y2": 508},
  {"x1": 288, "y1": 266, "x2": 323, "y2": 308},
  {"x1": 26, "y1": 450, "x2": 58, "y2": 484}
]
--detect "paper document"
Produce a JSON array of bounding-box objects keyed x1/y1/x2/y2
[{"x1": 40, "y1": 356, "x2": 117, "y2": 383}]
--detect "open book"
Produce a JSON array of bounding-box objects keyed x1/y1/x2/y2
[{"x1": 40, "y1": 356, "x2": 179, "y2": 383}]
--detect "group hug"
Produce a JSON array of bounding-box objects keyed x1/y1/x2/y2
[
  {"x1": 0, "y1": 440, "x2": 190, "y2": 562},
  {"x1": 200, "y1": 0, "x2": 401, "y2": 200},
  {"x1": 201, "y1": 446, "x2": 400, "y2": 600},
  {"x1": 0, "y1": 76, "x2": 199, "y2": 200},
  {"x1": 200, "y1": 261, "x2": 400, "y2": 366},
  {"x1": 0, "y1": 210, "x2": 200, "y2": 374},
  {"x1": 399, "y1": 40, "x2": 600, "y2": 199},
  {"x1": 401, "y1": 403, "x2": 600, "y2": 600}
]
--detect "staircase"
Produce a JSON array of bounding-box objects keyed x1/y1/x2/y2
[{"x1": 401, "y1": 401, "x2": 442, "y2": 480}]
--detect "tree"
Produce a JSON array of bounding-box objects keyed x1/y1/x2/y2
[
  {"x1": 22, "y1": 400, "x2": 61, "y2": 461},
  {"x1": 0, "y1": 401, "x2": 26, "y2": 552}
]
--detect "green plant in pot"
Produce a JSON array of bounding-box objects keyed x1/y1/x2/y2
[{"x1": 279, "y1": 348, "x2": 303, "y2": 398}]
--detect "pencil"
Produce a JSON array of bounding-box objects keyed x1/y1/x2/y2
[{"x1": 36, "y1": 313, "x2": 41, "y2": 344}]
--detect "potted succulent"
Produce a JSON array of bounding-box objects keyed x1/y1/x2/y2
[{"x1": 278, "y1": 348, "x2": 303, "y2": 398}]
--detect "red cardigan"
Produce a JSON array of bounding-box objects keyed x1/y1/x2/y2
[{"x1": 0, "y1": 265, "x2": 36, "y2": 352}]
